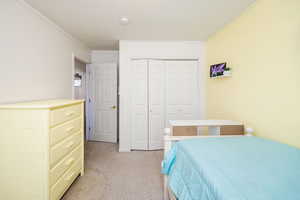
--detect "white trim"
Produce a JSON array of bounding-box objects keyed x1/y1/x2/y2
[
  {"x1": 118, "y1": 148, "x2": 131, "y2": 152},
  {"x1": 71, "y1": 53, "x2": 75, "y2": 99},
  {"x1": 86, "y1": 64, "x2": 93, "y2": 140},
  {"x1": 72, "y1": 55, "x2": 90, "y2": 140}
]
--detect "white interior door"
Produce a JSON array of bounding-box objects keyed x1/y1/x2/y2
[
  {"x1": 148, "y1": 60, "x2": 165, "y2": 150},
  {"x1": 165, "y1": 61, "x2": 199, "y2": 127},
  {"x1": 131, "y1": 60, "x2": 148, "y2": 150},
  {"x1": 90, "y1": 63, "x2": 117, "y2": 143}
]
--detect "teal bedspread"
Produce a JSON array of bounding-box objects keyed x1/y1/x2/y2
[{"x1": 162, "y1": 137, "x2": 300, "y2": 200}]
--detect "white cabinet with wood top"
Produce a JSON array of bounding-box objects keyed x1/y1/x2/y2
[{"x1": 0, "y1": 99, "x2": 85, "y2": 200}]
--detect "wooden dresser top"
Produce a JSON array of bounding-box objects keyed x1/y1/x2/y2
[{"x1": 0, "y1": 99, "x2": 84, "y2": 109}]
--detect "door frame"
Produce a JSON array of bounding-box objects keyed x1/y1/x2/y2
[
  {"x1": 87, "y1": 62, "x2": 118, "y2": 142},
  {"x1": 71, "y1": 54, "x2": 91, "y2": 140},
  {"x1": 119, "y1": 41, "x2": 205, "y2": 152}
]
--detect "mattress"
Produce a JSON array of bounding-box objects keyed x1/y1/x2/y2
[{"x1": 162, "y1": 136, "x2": 300, "y2": 200}]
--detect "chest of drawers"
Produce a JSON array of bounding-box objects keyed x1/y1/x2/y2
[{"x1": 0, "y1": 99, "x2": 85, "y2": 200}]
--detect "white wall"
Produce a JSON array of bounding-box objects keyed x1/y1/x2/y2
[
  {"x1": 119, "y1": 41, "x2": 206, "y2": 152},
  {"x1": 91, "y1": 51, "x2": 119, "y2": 64},
  {"x1": 0, "y1": 0, "x2": 90, "y2": 104}
]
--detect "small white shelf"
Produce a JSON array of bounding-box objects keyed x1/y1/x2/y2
[{"x1": 169, "y1": 120, "x2": 243, "y2": 127}]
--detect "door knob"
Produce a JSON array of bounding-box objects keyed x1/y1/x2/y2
[{"x1": 112, "y1": 105, "x2": 117, "y2": 109}]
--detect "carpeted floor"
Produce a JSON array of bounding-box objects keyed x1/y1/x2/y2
[{"x1": 62, "y1": 142, "x2": 164, "y2": 200}]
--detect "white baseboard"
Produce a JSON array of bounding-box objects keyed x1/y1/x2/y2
[{"x1": 118, "y1": 148, "x2": 131, "y2": 152}]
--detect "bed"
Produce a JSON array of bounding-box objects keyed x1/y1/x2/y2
[{"x1": 162, "y1": 135, "x2": 300, "y2": 200}]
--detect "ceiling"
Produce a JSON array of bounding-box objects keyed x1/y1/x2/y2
[{"x1": 24, "y1": 0, "x2": 256, "y2": 50}]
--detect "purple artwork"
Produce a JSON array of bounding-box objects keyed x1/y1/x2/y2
[{"x1": 210, "y1": 63, "x2": 226, "y2": 77}]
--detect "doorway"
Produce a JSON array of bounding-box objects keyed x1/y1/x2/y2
[
  {"x1": 88, "y1": 63, "x2": 118, "y2": 143},
  {"x1": 72, "y1": 57, "x2": 89, "y2": 140}
]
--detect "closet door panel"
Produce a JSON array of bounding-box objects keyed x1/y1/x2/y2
[
  {"x1": 148, "y1": 60, "x2": 165, "y2": 150},
  {"x1": 165, "y1": 61, "x2": 199, "y2": 127},
  {"x1": 131, "y1": 60, "x2": 200, "y2": 150},
  {"x1": 131, "y1": 60, "x2": 148, "y2": 150}
]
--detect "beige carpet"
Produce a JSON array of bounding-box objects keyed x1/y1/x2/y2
[{"x1": 62, "y1": 142, "x2": 164, "y2": 200}]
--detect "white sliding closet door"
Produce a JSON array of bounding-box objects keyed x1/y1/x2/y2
[
  {"x1": 165, "y1": 61, "x2": 199, "y2": 127},
  {"x1": 131, "y1": 60, "x2": 200, "y2": 150},
  {"x1": 148, "y1": 60, "x2": 165, "y2": 150},
  {"x1": 131, "y1": 60, "x2": 148, "y2": 150}
]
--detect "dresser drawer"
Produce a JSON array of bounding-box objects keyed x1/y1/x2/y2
[
  {"x1": 50, "y1": 132, "x2": 82, "y2": 167},
  {"x1": 50, "y1": 104, "x2": 82, "y2": 127},
  {"x1": 50, "y1": 159, "x2": 81, "y2": 200},
  {"x1": 50, "y1": 117, "x2": 82, "y2": 146},
  {"x1": 50, "y1": 145, "x2": 82, "y2": 186}
]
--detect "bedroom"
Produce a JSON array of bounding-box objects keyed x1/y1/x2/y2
[{"x1": 0, "y1": 0, "x2": 299, "y2": 199}]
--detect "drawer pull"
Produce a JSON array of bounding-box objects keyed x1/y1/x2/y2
[
  {"x1": 65, "y1": 158, "x2": 75, "y2": 166},
  {"x1": 65, "y1": 172, "x2": 76, "y2": 181},
  {"x1": 65, "y1": 112, "x2": 75, "y2": 117},
  {"x1": 65, "y1": 141, "x2": 74, "y2": 149},
  {"x1": 66, "y1": 127, "x2": 75, "y2": 132}
]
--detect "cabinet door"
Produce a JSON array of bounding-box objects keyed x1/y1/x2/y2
[
  {"x1": 131, "y1": 60, "x2": 148, "y2": 150},
  {"x1": 148, "y1": 60, "x2": 165, "y2": 150},
  {"x1": 165, "y1": 61, "x2": 200, "y2": 127}
]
